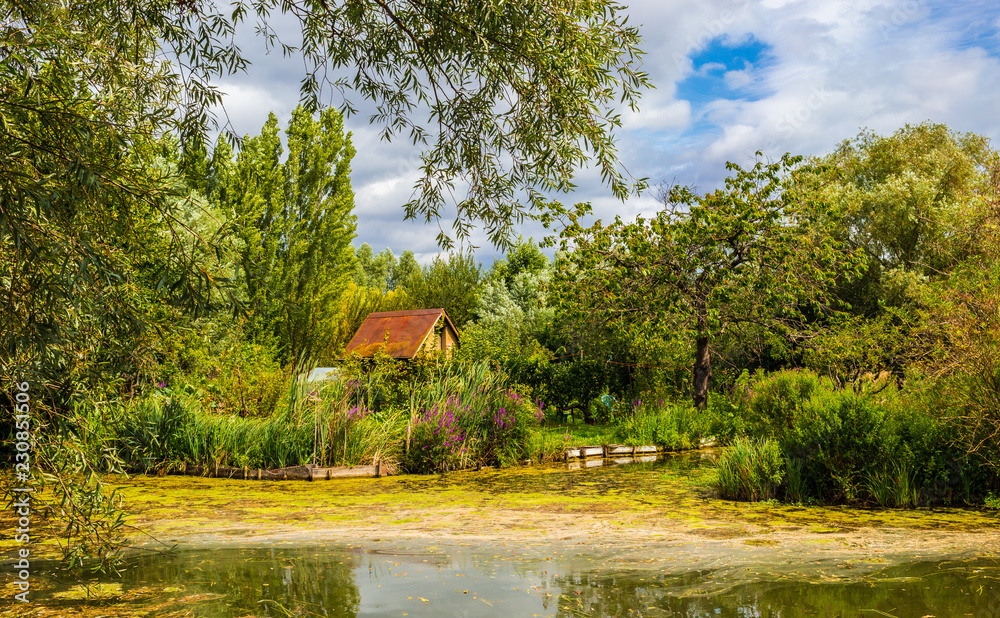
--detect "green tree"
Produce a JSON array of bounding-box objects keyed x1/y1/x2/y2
[
  {"x1": 404, "y1": 253, "x2": 482, "y2": 327},
  {"x1": 797, "y1": 123, "x2": 995, "y2": 316},
  {"x1": 463, "y1": 238, "x2": 554, "y2": 357},
  {"x1": 353, "y1": 245, "x2": 402, "y2": 292},
  {"x1": 557, "y1": 154, "x2": 862, "y2": 409},
  {"x1": 216, "y1": 107, "x2": 357, "y2": 363}
]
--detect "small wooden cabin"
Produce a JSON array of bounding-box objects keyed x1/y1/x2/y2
[{"x1": 343, "y1": 308, "x2": 459, "y2": 359}]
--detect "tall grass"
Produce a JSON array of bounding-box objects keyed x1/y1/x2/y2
[
  {"x1": 714, "y1": 437, "x2": 785, "y2": 501},
  {"x1": 866, "y1": 460, "x2": 919, "y2": 508},
  {"x1": 117, "y1": 372, "x2": 402, "y2": 470},
  {"x1": 613, "y1": 400, "x2": 699, "y2": 450},
  {"x1": 401, "y1": 362, "x2": 540, "y2": 473}
]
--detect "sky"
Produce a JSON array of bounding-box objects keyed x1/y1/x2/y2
[{"x1": 212, "y1": 0, "x2": 1000, "y2": 265}]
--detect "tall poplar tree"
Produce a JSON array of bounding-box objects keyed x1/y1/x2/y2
[{"x1": 212, "y1": 107, "x2": 357, "y2": 363}]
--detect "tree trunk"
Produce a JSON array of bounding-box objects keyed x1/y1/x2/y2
[{"x1": 692, "y1": 335, "x2": 711, "y2": 410}]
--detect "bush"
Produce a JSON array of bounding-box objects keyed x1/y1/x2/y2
[
  {"x1": 782, "y1": 393, "x2": 892, "y2": 503},
  {"x1": 715, "y1": 436, "x2": 785, "y2": 501},
  {"x1": 745, "y1": 369, "x2": 831, "y2": 438}
]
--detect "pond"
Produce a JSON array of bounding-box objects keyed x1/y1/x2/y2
[
  {"x1": 7, "y1": 452, "x2": 1000, "y2": 616},
  {"x1": 21, "y1": 541, "x2": 1000, "y2": 616}
]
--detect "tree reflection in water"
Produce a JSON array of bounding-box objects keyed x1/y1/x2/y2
[{"x1": 31, "y1": 546, "x2": 1000, "y2": 617}]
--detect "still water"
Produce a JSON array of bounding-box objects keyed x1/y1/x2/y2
[
  {"x1": 19, "y1": 453, "x2": 1000, "y2": 616},
  {"x1": 32, "y1": 542, "x2": 1000, "y2": 617}
]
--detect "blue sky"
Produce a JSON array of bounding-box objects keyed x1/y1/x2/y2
[{"x1": 216, "y1": 0, "x2": 1000, "y2": 265}]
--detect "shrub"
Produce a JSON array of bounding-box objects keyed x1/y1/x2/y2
[
  {"x1": 745, "y1": 369, "x2": 831, "y2": 438},
  {"x1": 714, "y1": 436, "x2": 785, "y2": 501},
  {"x1": 782, "y1": 393, "x2": 893, "y2": 503}
]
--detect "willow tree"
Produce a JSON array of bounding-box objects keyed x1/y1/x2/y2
[
  {"x1": 796, "y1": 123, "x2": 996, "y2": 317},
  {"x1": 557, "y1": 154, "x2": 862, "y2": 409},
  {"x1": 1, "y1": 0, "x2": 649, "y2": 568}
]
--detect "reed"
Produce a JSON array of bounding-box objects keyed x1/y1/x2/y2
[
  {"x1": 117, "y1": 374, "x2": 402, "y2": 470},
  {"x1": 714, "y1": 437, "x2": 785, "y2": 501},
  {"x1": 866, "y1": 460, "x2": 920, "y2": 508}
]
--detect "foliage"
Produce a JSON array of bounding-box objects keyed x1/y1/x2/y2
[
  {"x1": 705, "y1": 368, "x2": 994, "y2": 506},
  {"x1": 742, "y1": 369, "x2": 831, "y2": 438},
  {"x1": 783, "y1": 393, "x2": 893, "y2": 503},
  {"x1": 797, "y1": 122, "x2": 996, "y2": 316},
  {"x1": 866, "y1": 459, "x2": 919, "y2": 508},
  {"x1": 534, "y1": 423, "x2": 618, "y2": 448},
  {"x1": 214, "y1": 107, "x2": 357, "y2": 363},
  {"x1": 403, "y1": 252, "x2": 482, "y2": 327},
  {"x1": 251, "y1": 0, "x2": 652, "y2": 247},
  {"x1": 401, "y1": 362, "x2": 540, "y2": 473},
  {"x1": 915, "y1": 261, "x2": 1000, "y2": 475},
  {"x1": 319, "y1": 282, "x2": 413, "y2": 361},
  {"x1": 557, "y1": 153, "x2": 862, "y2": 408},
  {"x1": 714, "y1": 437, "x2": 785, "y2": 502},
  {"x1": 117, "y1": 375, "x2": 402, "y2": 470},
  {"x1": 613, "y1": 401, "x2": 700, "y2": 450},
  {"x1": 353, "y1": 245, "x2": 418, "y2": 292},
  {"x1": 801, "y1": 311, "x2": 918, "y2": 388}
]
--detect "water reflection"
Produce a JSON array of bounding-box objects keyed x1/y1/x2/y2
[
  {"x1": 550, "y1": 559, "x2": 1000, "y2": 617},
  {"x1": 30, "y1": 544, "x2": 1000, "y2": 617}
]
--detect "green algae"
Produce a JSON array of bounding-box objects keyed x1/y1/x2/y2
[{"x1": 80, "y1": 452, "x2": 995, "y2": 558}]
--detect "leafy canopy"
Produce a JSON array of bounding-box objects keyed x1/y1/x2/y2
[{"x1": 557, "y1": 154, "x2": 863, "y2": 407}]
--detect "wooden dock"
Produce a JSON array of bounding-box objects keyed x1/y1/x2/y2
[
  {"x1": 564, "y1": 438, "x2": 717, "y2": 462},
  {"x1": 171, "y1": 462, "x2": 392, "y2": 481},
  {"x1": 563, "y1": 444, "x2": 664, "y2": 461}
]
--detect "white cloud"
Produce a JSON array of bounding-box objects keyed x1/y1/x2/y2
[{"x1": 213, "y1": 0, "x2": 1000, "y2": 256}]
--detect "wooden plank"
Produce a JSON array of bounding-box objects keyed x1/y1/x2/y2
[
  {"x1": 634, "y1": 445, "x2": 658, "y2": 454},
  {"x1": 580, "y1": 446, "x2": 603, "y2": 458},
  {"x1": 605, "y1": 444, "x2": 634, "y2": 456},
  {"x1": 565, "y1": 448, "x2": 582, "y2": 460}
]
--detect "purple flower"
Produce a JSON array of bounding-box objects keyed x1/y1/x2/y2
[{"x1": 156, "y1": 380, "x2": 167, "y2": 388}]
